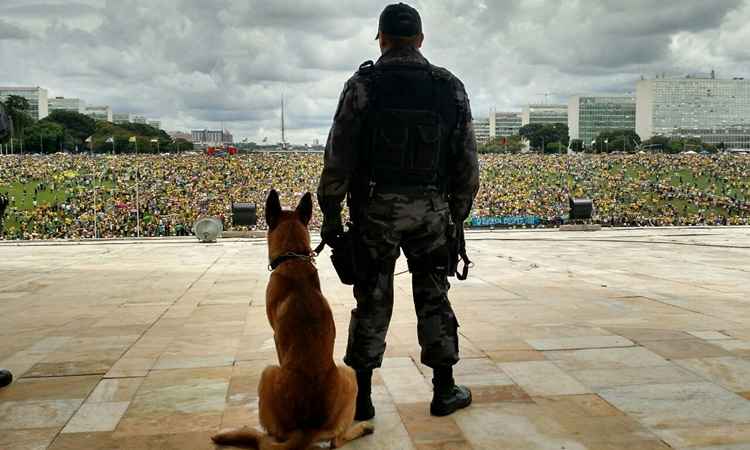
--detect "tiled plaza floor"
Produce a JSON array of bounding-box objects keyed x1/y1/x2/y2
[{"x1": 1, "y1": 227, "x2": 750, "y2": 449}]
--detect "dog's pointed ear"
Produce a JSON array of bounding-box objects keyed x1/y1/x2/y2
[
  {"x1": 296, "y1": 192, "x2": 313, "y2": 226},
  {"x1": 266, "y1": 189, "x2": 282, "y2": 229}
]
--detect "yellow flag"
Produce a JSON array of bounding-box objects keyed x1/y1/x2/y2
[{"x1": 129, "y1": 136, "x2": 137, "y2": 143}]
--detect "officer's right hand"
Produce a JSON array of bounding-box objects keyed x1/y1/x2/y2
[{"x1": 321, "y1": 217, "x2": 344, "y2": 246}]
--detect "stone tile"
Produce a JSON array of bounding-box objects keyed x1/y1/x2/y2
[
  {"x1": 687, "y1": 330, "x2": 733, "y2": 340},
  {"x1": 25, "y1": 359, "x2": 117, "y2": 377},
  {"x1": 453, "y1": 402, "x2": 587, "y2": 450},
  {"x1": 380, "y1": 360, "x2": 433, "y2": 404},
  {"x1": 545, "y1": 347, "x2": 669, "y2": 371},
  {"x1": 115, "y1": 367, "x2": 230, "y2": 435},
  {"x1": 397, "y1": 402, "x2": 467, "y2": 445},
  {"x1": 606, "y1": 327, "x2": 693, "y2": 342},
  {"x1": 641, "y1": 339, "x2": 731, "y2": 360},
  {"x1": 0, "y1": 428, "x2": 59, "y2": 450},
  {"x1": 570, "y1": 365, "x2": 702, "y2": 390},
  {"x1": 104, "y1": 357, "x2": 155, "y2": 378},
  {"x1": 599, "y1": 382, "x2": 750, "y2": 429},
  {"x1": 62, "y1": 401, "x2": 130, "y2": 433},
  {"x1": 655, "y1": 423, "x2": 750, "y2": 448},
  {"x1": 676, "y1": 357, "x2": 750, "y2": 392},
  {"x1": 534, "y1": 394, "x2": 624, "y2": 418},
  {"x1": 88, "y1": 378, "x2": 144, "y2": 403},
  {"x1": 485, "y1": 350, "x2": 545, "y2": 362},
  {"x1": 526, "y1": 335, "x2": 634, "y2": 351},
  {"x1": 714, "y1": 339, "x2": 750, "y2": 356},
  {"x1": 151, "y1": 354, "x2": 234, "y2": 370},
  {"x1": 0, "y1": 375, "x2": 100, "y2": 401},
  {"x1": 347, "y1": 411, "x2": 416, "y2": 450},
  {"x1": 498, "y1": 361, "x2": 590, "y2": 396},
  {"x1": 49, "y1": 431, "x2": 217, "y2": 450},
  {"x1": 0, "y1": 399, "x2": 82, "y2": 430},
  {"x1": 428, "y1": 357, "x2": 514, "y2": 387},
  {"x1": 470, "y1": 384, "x2": 532, "y2": 404}
]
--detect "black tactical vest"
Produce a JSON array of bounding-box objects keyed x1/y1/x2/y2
[{"x1": 357, "y1": 61, "x2": 459, "y2": 195}]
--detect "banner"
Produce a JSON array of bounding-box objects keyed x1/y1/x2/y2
[{"x1": 470, "y1": 215, "x2": 541, "y2": 227}]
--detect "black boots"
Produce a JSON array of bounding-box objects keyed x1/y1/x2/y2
[
  {"x1": 430, "y1": 366, "x2": 472, "y2": 417},
  {"x1": 354, "y1": 370, "x2": 375, "y2": 421},
  {"x1": 354, "y1": 366, "x2": 471, "y2": 419}
]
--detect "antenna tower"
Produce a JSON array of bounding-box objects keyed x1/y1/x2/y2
[{"x1": 281, "y1": 94, "x2": 286, "y2": 149}]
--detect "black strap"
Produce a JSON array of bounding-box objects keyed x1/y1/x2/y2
[{"x1": 455, "y1": 227, "x2": 472, "y2": 280}]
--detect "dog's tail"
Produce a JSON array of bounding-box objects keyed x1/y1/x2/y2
[{"x1": 211, "y1": 427, "x2": 318, "y2": 450}]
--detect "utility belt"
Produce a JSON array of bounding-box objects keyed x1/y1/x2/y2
[{"x1": 321, "y1": 199, "x2": 471, "y2": 284}]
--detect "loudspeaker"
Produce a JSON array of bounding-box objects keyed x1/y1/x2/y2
[
  {"x1": 569, "y1": 198, "x2": 593, "y2": 221},
  {"x1": 232, "y1": 203, "x2": 258, "y2": 226}
]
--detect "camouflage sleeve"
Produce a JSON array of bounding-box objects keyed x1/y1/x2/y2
[
  {"x1": 316, "y1": 76, "x2": 368, "y2": 219},
  {"x1": 448, "y1": 80, "x2": 480, "y2": 222}
]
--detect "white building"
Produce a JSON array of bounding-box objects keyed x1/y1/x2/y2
[
  {"x1": 473, "y1": 117, "x2": 491, "y2": 145},
  {"x1": 191, "y1": 129, "x2": 233, "y2": 146},
  {"x1": 636, "y1": 74, "x2": 750, "y2": 149},
  {"x1": 521, "y1": 104, "x2": 567, "y2": 126},
  {"x1": 490, "y1": 111, "x2": 522, "y2": 137},
  {"x1": 0, "y1": 86, "x2": 49, "y2": 120},
  {"x1": 147, "y1": 120, "x2": 161, "y2": 130},
  {"x1": 132, "y1": 115, "x2": 147, "y2": 124},
  {"x1": 48, "y1": 97, "x2": 85, "y2": 114},
  {"x1": 113, "y1": 113, "x2": 131, "y2": 124},
  {"x1": 569, "y1": 94, "x2": 636, "y2": 147},
  {"x1": 85, "y1": 105, "x2": 113, "y2": 123}
]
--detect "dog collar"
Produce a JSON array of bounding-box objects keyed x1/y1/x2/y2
[{"x1": 268, "y1": 251, "x2": 316, "y2": 271}]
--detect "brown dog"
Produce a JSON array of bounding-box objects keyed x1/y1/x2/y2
[{"x1": 211, "y1": 190, "x2": 374, "y2": 450}]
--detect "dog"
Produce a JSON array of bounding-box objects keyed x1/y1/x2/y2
[{"x1": 211, "y1": 190, "x2": 374, "y2": 450}]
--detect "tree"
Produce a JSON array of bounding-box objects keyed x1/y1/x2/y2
[
  {"x1": 592, "y1": 129, "x2": 641, "y2": 153},
  {"x1": 1, "y1": 95, "x2": 35, "y2": 149},
  {"x1": 478, "y1": 134, "x2": 524, "y2": 154},
  {"x1": 569, "y1": 139, "x2": 584, "y2": 152},
  {"x1": 545, "y1": 142, "x2": 567, "y2": 154},
  {"x1": 519, "y1": 123, "x2": 569, "y2": 152},
  {"x1": 642, "y1": 135, "x2": 670, "y2": 153},
  {"x1": 168, "y1": 138, "x2": 194, "y2": 153},
  {"x1": 44, "y1": 111, "x2": 96, "y2": 149},
  {"x1": 24, "y1": 121, "x2": 65, "y2": 153}
]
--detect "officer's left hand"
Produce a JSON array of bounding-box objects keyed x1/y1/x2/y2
[{"x1": 321, "y1": 216, "x2": 344, "y2": 246}]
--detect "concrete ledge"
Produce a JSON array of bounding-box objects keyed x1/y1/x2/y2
[{"x1": 559, "y1": 224, "x2": 602, "y2": 232}]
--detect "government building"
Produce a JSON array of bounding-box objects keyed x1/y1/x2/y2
[
  {"x1": 0, "y1": 86, "x2": 49, "y2": 120},
  {"x1": 568, "y1": 94, "x2": 636, "y2": 148},
  {"x1": 636, "y1": 74, "x2": 750, "y2": 149}
]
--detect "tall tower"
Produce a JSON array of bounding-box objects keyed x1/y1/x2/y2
[{"x1": 281, "y1": 94, "x2": 286, "y2": 149}]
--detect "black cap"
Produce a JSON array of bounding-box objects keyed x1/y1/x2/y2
[{"x1": 376, "y1": 3, "x2": 422, "y2": 39}]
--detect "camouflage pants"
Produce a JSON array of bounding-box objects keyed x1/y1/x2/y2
[{"x1": 343, "y1": 193, "x2": 460, "y2": 371}]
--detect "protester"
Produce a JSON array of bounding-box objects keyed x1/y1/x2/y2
[{"x1": 0, "y1": 153, "x2": 748, "y2": 240}]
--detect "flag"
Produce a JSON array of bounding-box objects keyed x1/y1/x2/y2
[
  {"x1": 85, "y1": 136, "x2": 92, "y2": 143},
  {"x1": 105, "y1": 137, "x2": 114, "y2": 143},
  {"x1": 129, "y1": 136, "x2": 137, "y2": 143}
]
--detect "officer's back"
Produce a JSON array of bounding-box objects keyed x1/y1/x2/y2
[{"x1": 317, "y1": 3, "x2": 479, "y2": 421}]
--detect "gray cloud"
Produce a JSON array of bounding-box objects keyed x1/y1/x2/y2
[{"x1": 0, "y1": 0, "x2": 748, "y2": 143}]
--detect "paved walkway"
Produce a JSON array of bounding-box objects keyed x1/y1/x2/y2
[{"x1": 1, "y1": 228, "x2": 750, "y2": 449}]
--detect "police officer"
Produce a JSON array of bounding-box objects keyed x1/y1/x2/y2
[{"x1": 317, "y1": 3, "x2": 479, "y2": 419}]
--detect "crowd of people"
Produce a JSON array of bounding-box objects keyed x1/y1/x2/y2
[{"x1": 0, "y1": 153, "x2": 748, "y2": 240}]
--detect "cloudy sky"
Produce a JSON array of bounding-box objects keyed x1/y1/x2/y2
[{"x1": 1, "y1": 0, "x2": 748, "y2": 144}]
